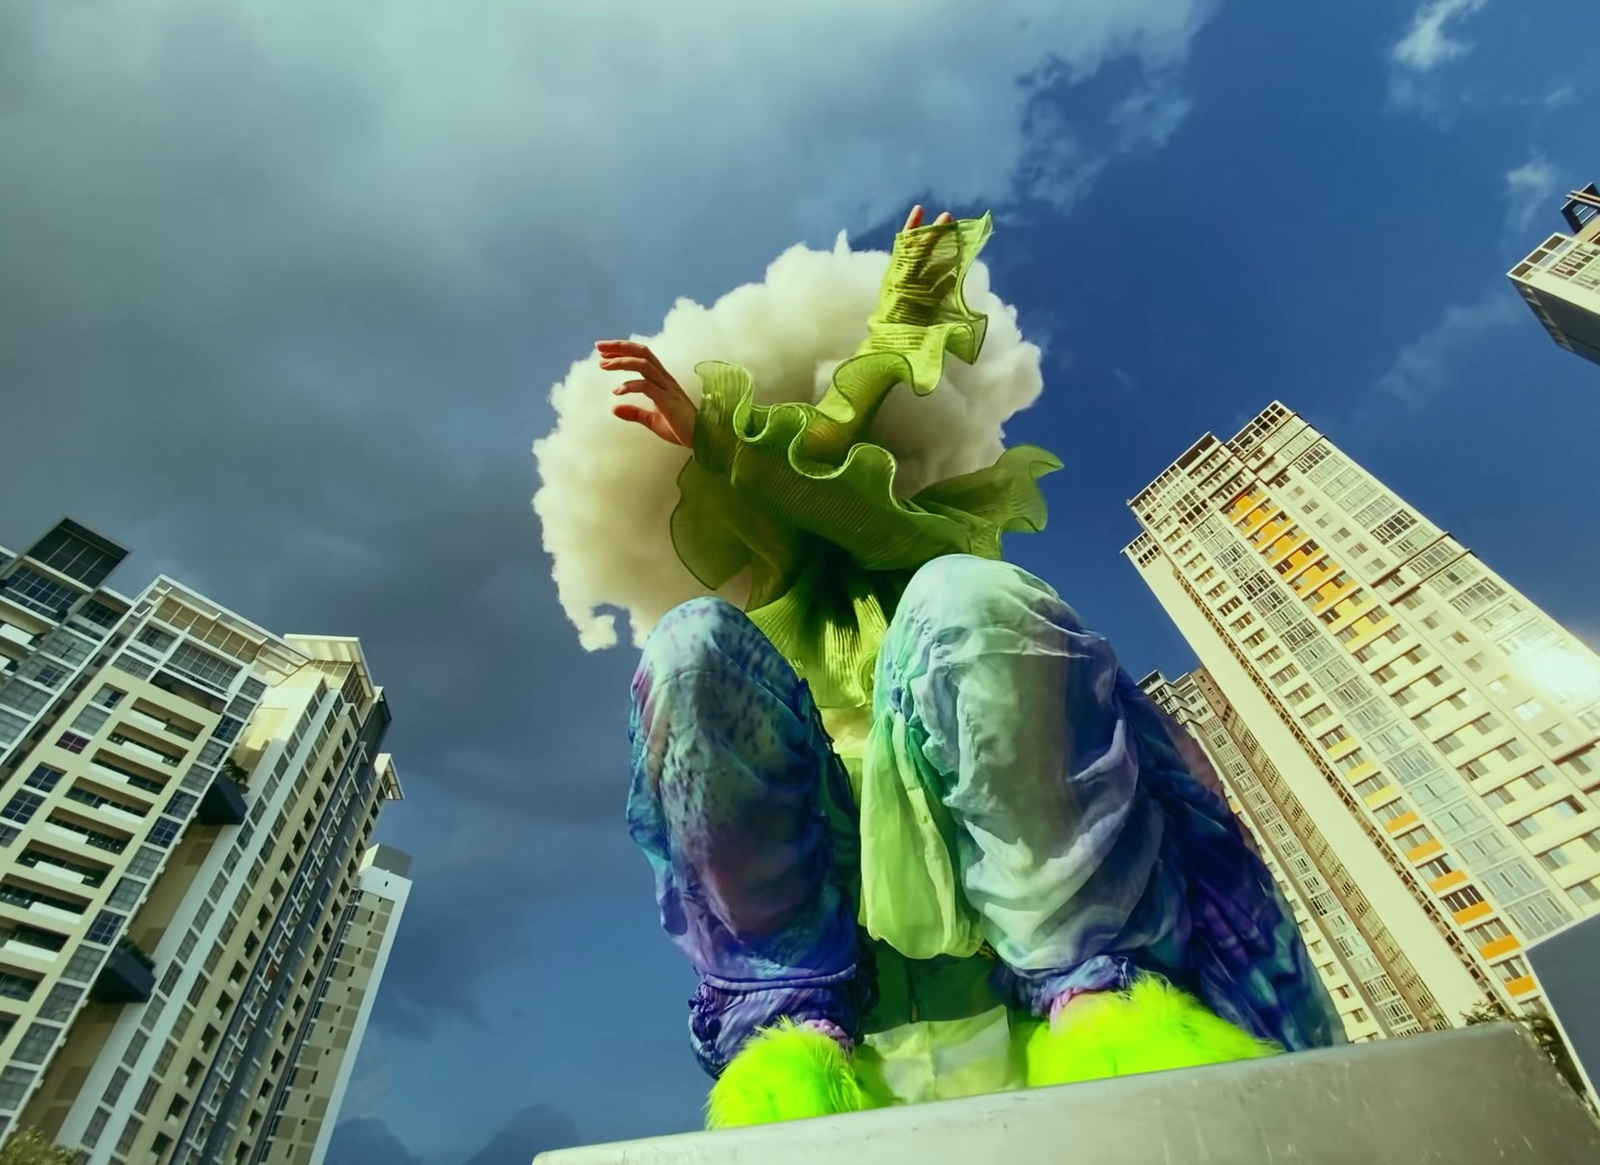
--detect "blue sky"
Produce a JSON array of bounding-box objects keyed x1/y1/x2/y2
[{"x1": 2, "y1": 0, "x2": 1598, "y2": 1159}]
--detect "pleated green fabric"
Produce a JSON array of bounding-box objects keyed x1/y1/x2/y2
[{"x1": 669, "y1": 212, "x2": 1063, "y2": 718}]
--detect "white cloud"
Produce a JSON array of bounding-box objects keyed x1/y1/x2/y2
[
  {"x1": 1504, "y1": 155, "x2": 1562, "y2": 235},
  {"x1": 532, "y1": 231, "x2": 1046, "y2": 650},
  {"x1": 1374, "y1": 288, "x2": 1522, "y2": 410},
  {"x1": 1390, "y1": 0, "x2": 1489, "y2": 73}
]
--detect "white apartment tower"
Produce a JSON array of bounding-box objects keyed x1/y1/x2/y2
[
  {"x1": 0, "y1": 519, "x2": 407, "y2": 1165},
  {"x1": 1124, "y1": 405, "x2": 1600, "y2": 1027},
  {"x1": 1143, "y1": 667, "x2": 1438, "y2": 1042},
  {"x1": 270, "y1": 845, "x2": 410, "y2": 1165},
  {"x1": 1509, "y1": 181, "x2": 1600, "y2": 367}
]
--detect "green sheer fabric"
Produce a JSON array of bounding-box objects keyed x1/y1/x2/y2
[{"x1": 670, "y1": 212, "x2": 1063, "y2": 726}]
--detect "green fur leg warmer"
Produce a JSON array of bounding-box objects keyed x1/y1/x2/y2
[
  {"x1": 706, "y1": 1019, "x2": 872, "y2": 1130},
  {"x1": 1026, "y1": 976, "x2": 1281, "y2": 1088}
]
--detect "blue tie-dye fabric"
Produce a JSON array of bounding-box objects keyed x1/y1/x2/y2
[{"x1": 627, "y1": 555, "x2": 1344, "y2": 1079}]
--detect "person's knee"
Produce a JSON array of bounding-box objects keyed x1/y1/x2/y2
[
  {"x1": 898, "y1": 554, "x2": 1068, "y2": 633},
  {"x1": 638, "y1": 596, "x2": 752, "y2": 679}
]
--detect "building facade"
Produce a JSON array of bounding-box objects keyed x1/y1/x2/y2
[
  {"x1": 1124, "y1": 405, "x2": 1600, "y2": 1026},
  {"x1": 0, "y1": 519, "x2": 406, "y2": 1164},
  {"x1": 267, "y1": 846, "x2": 410, "y2": 1165},
  {"x1": 1143, "y1": 668, "x2": 1434, "y2": 1042},
  {"x1": 1509, "y1": 181, "x2": 1600, "y2": 367}
]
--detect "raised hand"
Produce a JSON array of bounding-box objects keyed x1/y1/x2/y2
[
  {"x1": 903, "y1": 205, "x2": 955, "y2": 231},
  {"x1": 598, "y1": 208, "x2": 950, "y2": 446},
  {"x1": 596, "y1": 339, "x2": 697, "y2": 448}
]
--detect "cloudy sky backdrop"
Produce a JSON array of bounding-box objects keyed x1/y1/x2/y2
[{"x1": 3, "y1": 0, "x2": 1598, "y2": 1159}]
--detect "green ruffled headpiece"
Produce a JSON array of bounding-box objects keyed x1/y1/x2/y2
[{"x1": 669, "y1": 212, "x2": 1062, "y2": 711}]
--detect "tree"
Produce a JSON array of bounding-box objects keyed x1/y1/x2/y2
[
  {"x1": 0, "y1": 1128, "x2": 86, "y2": 1165},
  {"x1": 1463, "y1": 999, "x2": 1593, "y2": 1111}
]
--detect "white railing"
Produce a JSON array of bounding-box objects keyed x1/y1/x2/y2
[{"x1": 2, "y1": 938, "x2": 62, "y2": 963}]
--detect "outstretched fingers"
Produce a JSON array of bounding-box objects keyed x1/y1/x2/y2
[{"x1": 902, "y1": 205, "x2": 956, "y2": 232}]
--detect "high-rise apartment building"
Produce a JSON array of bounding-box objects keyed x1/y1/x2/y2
[
  {"x1": 1509, "y1": 181, "x2": 1600, "y2": 367},
  {"x1": 0, "y1": 519, "x2": 406, "y2": 1165},
  {"x1": 1142, "y1": 667, "x2": 1438, "y2": 1042},
  {"x1": 1124, "y1": 404, "x2": 1600, "y2": 1028},
  {"x1": 268, "y1": 845, "x2": 410, "y2": 1165}
]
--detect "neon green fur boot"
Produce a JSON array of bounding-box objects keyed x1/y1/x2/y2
[
  {"x1": 706, "y1": 1019, "x2": 873, "y2": 1129},
  {"x1": 1026, "y1": 976, "x2": 1281, "y2": 1088}
]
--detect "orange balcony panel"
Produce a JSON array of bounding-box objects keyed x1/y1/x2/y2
[
  {"x1": 1347, "y1": 761, "x2": 1379, "y2": 783},
  {"x1": 1429, "y1": 870, "x2": 1467, "y2": 892},
  {"x1": 1479, "y1": 935, "x2": 1522, "y2": 960},
  {"x1": 1408, "y1": 839, "x2": 1445, "y2": 862},
  {"x1": 1453, "y1": 901, "x2": 1493, "y2": 925},
  {"x1": 1505, "y1": 975, "x2": 1539, "y2": 997},
  {"x1": 1361, "y1": 783, "x2": 1397, "y2": 806},
  {"x1": 1384, "y1": 812, "x2": 1421, "y2": 834}
]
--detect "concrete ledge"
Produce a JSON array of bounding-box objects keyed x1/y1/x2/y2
[{"x1": 536, "y1": 1023, "x2": 1600, "y2": 1165}]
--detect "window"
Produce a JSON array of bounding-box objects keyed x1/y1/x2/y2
[
  {"x1": 1421, "y1": 614, "x2": 1440, "y2": 630},
  {"x1": 0, "y1": 791, "x2": 43, "y2": 825},
  {"x1": 1514, "y1": 699, "x2": 1544, "y2": 721},
  {"x1": 1207, "y1": 582, "x2": 1229, "y2": 600},
  {"x1": 1285, "y1": 684, "x2": 1314, "y2": 704},
  {"x1": 1499, "y1": 740, "x2": 1530, "y2": 762},
  {"x1": 1258, "y1": 646, "x2": 1284, "y2": 666},
  {"x1": 0, "y1": 567, "x2": 81, "y2": 618},
  {"x1": 1337, "y1": 749, "x2": 1370, "y2": 773},
  {"x1": 1271, "y1": 664, "x2": 1300, "y2": 687},
  {"x1": 1230, "y1": 612, "x2": 1256, "y2": 632},
  {"x1": 1562, "y1": 750, "x2": 1597, "y2": 778},
  {"x1": 1353, "y1": 774, "x2": 1387, "y2": 797},
  {"x1": 1540, "y1": 848, "x2": 1570, "y2": 871},
  {"x1": 25, "y1": 766, "x2": 63, "y2": 793},
  {"x1": 1467, "y1": 918, "x2": 1512, "y2": 944},
  {"x1": 11, "y1": 1023, "x2": 58, "y2": 1066},
  {"x1": 85, "y1": 911, "x2": 125, "y2": 946},
  {"x1": 92, "y1": 686, "x2": 125, "y2": 709},
  {"x1": 1318, "y1": 728, "x2": 1349, "y2": 750},
  {"x1": 1492, "y1": 956, "x2": 1530, "y2": 984},
  {"x1": 38, "y1": 983, "x2": 81, "y2": 1021},
  {"x1": 1436, "y1": 733, "x2": 1464, "y2": 754},
  {"x1": 1374, "y1": 799, "x2": 1411, "y2": 823},
  {"x1": 1464, "y1": 654, "x2": 1485, "y2": 672},
  {"x1": 1418, "y1": 856, "x2": 1454, "y2": 880},
  {"x1": 1395, "y1": 825, "x2": 1435, "y2": 849},
  {"x1": 1334, "y1": 528, "x2": 1350, "y2": 541},
  {"x1": 136, "y1": 625, "x2": 176, "y2": 652},
  {"x1": 166, "y1": 643, "x2": 241, "y2": 692},
  {"x1": 147, "y1": 819, "x2": 182, "y2": 849},
  {"x1": 1511, "y1": 816, "x2": 1542, "y2": 840},
  {"x1": 1541, "y1": 725, "x2": 1573, "y2": 746},
  {"x1": 0, "y1": 971, "x2": 39, "y2": 1001},
  {"x1": 1243, "y1": 629, "x2": 1268, "y2": 648},
  {"x1": 1305, "y1": 704, "x2": 1333, "y2": 726},
  {"x1": 55, "y1": 733, "x2": 88, "y2": 755},
  {"x1": 1441, "y1": 886, "x2": 1483, "y2": 912}
]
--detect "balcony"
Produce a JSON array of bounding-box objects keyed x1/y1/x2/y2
[
  {"x1": 123, "y1": 706, "x2": 200, "y2": 743},
  {"x1": 199, "y1": 774, "x2": 248, "y2": 826},
  {"x1": 535, "y1": 1024, "x2": 1600, "y2": 1165},
  {"x1": 93, "y1": 938, "x2": 156, "y2": 1004},
  {"x1": 42, "y1": 816, "x2": 130, "y2": 856}
]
